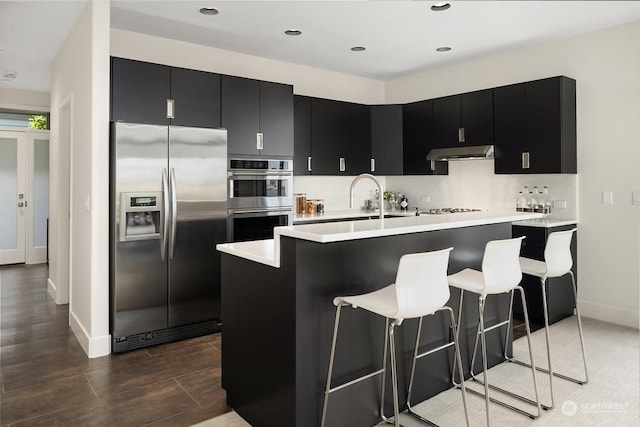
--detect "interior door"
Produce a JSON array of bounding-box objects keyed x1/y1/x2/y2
[{"x1": 0, "y1": 130, "x2": 27, "y2": 265}]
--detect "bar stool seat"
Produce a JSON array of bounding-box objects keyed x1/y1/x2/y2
[
  {"x1": 321, "y1": 248, "x2": 469, "y2": 427},
  {"x1": 448, "y1": 236, "x2": 542, "y2": 427},
  {"x1": 509, "y1": 228, "x2": 588, "y2": 409}
]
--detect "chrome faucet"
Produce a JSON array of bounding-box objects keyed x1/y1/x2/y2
[{"x1": 349, "y1": 173, "x2": 384, "y2": 220}]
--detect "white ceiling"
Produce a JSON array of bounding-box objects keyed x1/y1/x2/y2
[{"x1": 2, "y1": 1, "x2": 640, "y2": 93}]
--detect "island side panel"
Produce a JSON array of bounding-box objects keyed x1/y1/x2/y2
[
  {"x1": 293, "y1": 223, "x2": 512, "y2": 427},
  {"x1": 220, "y1": 252, "x2": 297, "y2": 427}
]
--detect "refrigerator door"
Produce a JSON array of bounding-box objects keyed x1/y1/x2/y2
[
  {"x1": 168, "y1": 126, "x2": 227, "y2": 327},
  {"x1": 111, "y1": 122, "x2": 169, "y2": 338}
]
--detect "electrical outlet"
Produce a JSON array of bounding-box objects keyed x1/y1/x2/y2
[
  {"x1": 633, "y1": 191, "x2": 640, "y2": 207},
  {"x1": 553, "y1": 200, "x2": 567, "y2": 209},
  {"x1": 602, "y1": 191, "x2": 613, "y2": 205},
  {"x1": 421, "y1": 195, "x2": 431, "y2": 203}
]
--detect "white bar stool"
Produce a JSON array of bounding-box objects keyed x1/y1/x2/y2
[
  {"x1": 320, "y1": 248, "x2": 469, "y2": 427},
  {"x1": 448, "y1": 237, "x2": 542, "y2": 426},
  {"x1": 507, "y1": 228, "x2": 588, "y2": 409}
]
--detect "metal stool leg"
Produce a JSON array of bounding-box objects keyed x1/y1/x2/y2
[
  {"x1": 507, "y1": 271, "x2": 589, "y2": 397},
  {"x1": 452, "y1": 290, "x2": 465, "y2": 387},
  {"x1": 466, "y1": 290, "x2": 543, "y2": 422},
  {"x1": 388, "y1": 319, "x2": 401, "y2": 427},
  {"x1": 406, "y1": 308, "x2": 470, "y2": 427},
  {"x1": 321, "y1": 303, "x2": 346, "y2": 427}
]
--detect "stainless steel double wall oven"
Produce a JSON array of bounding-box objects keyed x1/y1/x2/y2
[{"x1": 227, "y1": 158, "x2": 293, "y2": 242}]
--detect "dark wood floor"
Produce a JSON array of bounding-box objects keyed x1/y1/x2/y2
[{"x1": 0, "y1": 264, "x2": 231, "y2": 426}]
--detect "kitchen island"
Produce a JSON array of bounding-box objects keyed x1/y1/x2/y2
[{"x1": 217, "y1": 211, "x2": 542, "y2": 427}]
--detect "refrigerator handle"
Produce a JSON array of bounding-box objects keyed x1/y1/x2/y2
[
  {"x1": 161, "y1": 169, "x2": 170, "y2": 260},
  {"x1": 169, "y1": 168, "x2": 178, "y2": 259}
]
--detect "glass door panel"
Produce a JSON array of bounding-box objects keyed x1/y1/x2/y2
[
  {"x1": 27, "y1": 132, "x2": 49, "y2": 263},
  {"x1": 0, "y1": 131, "x2": 26, "y2": 265}
]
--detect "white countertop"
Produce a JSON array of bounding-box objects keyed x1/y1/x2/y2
[
  {"x1": 217, "y1": 210, "x2": 544, "y2": 268},
  {"x1": 293, "y1": 209, "x2": 414, "y2": 223},
  {"x1": 512, "y1": 217, "x2": 577, "y2": 228}
]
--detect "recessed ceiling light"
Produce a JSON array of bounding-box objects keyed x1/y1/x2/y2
[
  {"x1": 199, "y1": 7, "x2": 219, "y2": 16},
  {"x1": 350, "y1": 46, "x2": 366, "y2": 52},
  {"x1": 436, "y1": 46, "x2": 452, "y2": 52},
  {"x1": 285, "y1": 29, "x2": 302, "y2": 36},
  {"x1": 431, "y1": 3, "x2": 451, "y2": 11}
]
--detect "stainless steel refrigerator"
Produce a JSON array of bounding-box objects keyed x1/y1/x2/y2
[{"x1": 110, "y1": 122, "x2": 227, "y2": 353}]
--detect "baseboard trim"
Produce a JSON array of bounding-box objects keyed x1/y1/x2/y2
[
  {"x1": 47, "y1": 277, "x2": 57, "y2": 301},
  {"x1": 69, "y1": 310, "x2": 111, "y2": 358},
  {"x1": 579, "y1": 299, "x2": 639, "y2": 329}
]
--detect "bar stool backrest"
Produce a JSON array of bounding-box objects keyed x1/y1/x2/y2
[
  {"x1": 481, "y1": 237, "x2": 526, "y2": 294},
  {"x1": 394, "y1": 247, "x2": 453, "y2": 318},
  {"x1": 544, "y1": 228, "x2": 577, "y2": 278}
]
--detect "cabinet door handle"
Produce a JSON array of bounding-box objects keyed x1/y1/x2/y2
[
  {"x1": 307, "y1": 156, "x2": 312, "y2": 172},
  {"x1": 256, "y1": 133, "x2": 264, "y2": 150},
  {"x1": 458, "y1": 127, "x2": 465, "y2": 143},
  {"x1": 430, "y1": 160, "x2": 436, "y2": 171},
  {"x1": 522, "y1": 152, "x2": 530, "y2": 169},
  {"x1": 339, "y1": 157, "x2": 346, "y2": 172},
  {"x1": 166, "y1": 99, "x2": 175, "y2": 119},
  {"x1": 370, "y1": 158, "x2": 375, "y2": 172}
]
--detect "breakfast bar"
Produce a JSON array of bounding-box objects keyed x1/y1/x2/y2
[{"x1": 217, "y1": 211, "x2": 542, "y2": 427}]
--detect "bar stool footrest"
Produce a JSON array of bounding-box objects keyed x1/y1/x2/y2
[
  {"x1": 465, "y1": 385, "x2": 541, "y2": 419},
  {"x1": 507, "y1": 357, "x2": 587, "y2": 385}
]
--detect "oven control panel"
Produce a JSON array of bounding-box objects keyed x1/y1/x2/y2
[{"x1": 229, "y1": 159, "x2": 291, "y2": 171}]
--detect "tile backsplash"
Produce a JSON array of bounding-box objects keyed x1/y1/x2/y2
[{"x1": 293, "y1": 159, "x2": 577, "y2": 218}]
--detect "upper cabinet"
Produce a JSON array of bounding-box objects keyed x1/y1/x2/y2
[
  {"x1": 221, "y1": 75, "x2": 293, "y2": 157},
  {"x1": 110, "y1": 57, "x2": 221, "y2": 128},
  {"x1": 371, "y1": 105, "x2": 403, "y2": 176},
  {"x1": 293, "y1": 96, "x2": 312, "y2": 175},
  {"x1": 494, "y1": 76, "x2": 576, "y2": 174},
  {"x1": 294, "y1": 96, "x2": 371, "y2": 175},
  {"x1": 402, "y1": 100, "x2": 447, "y2": 175},
  {"x1": 341, "y1": 102, "x2": 371, "y2": 175},
  {"x1": 433, "y1": 89, "x2": 493, "y2": 148}
]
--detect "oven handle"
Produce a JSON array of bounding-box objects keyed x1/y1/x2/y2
[
  {"x1": 229, "y1": 208, "x2": 293, "y2": 216},
  {"x1": 228, "y1": 171, "x2": 293, "y2": 177}
]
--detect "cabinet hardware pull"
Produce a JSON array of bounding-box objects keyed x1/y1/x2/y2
[
  {"x1": 256, "y1": 133, "x2": 264, "y2": 150},
  {"x1": 307, "y1": 156, "x2": 312, "y2": 172},
  {"x1": 370, "y1": 158, "x2": 375, "y2": 172},
  {"x1": 166, "y1": 99, "x2": 175, "y2": 119},
  {"x1": 522, "y1": 152, "x2": 530, "y2": 169},
  {"x1": 339, "y1": 157, "x2": 346, "y2": 172},
  {"x1": 430, "y1": 160, "x2": 436, "y2": 171},
  {"x1": 458, "y1": 127, "x2": 465, "y2": 143}
]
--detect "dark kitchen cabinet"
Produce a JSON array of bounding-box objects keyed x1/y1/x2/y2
[
  {"x1": 111, "y1": 57, "x2": 171, "y2": 126},
  {"x1": 300, "y1": 98, "x2": 371, "y2": 175},
  {"x1": 309, "y1": 98, "x2": 342, "y2": 174},
  {"x1": 433, "y1": 89, "x2": 493, "y2": 147},
  {"x1": 293, "y1": 95, "x2": 311, "y2": 175},
  {"x1": 221, "y1": 75, "x2": 293, "y2": 157},
  {"x1": 371, "y1": 105, "x2": 403, "y2": 175},
  {"x1": 512, "y1": 224, "x2": 577, "y2": 325},
  {"x1": 402, "y1": 100, "x2": 447, "y2": 175},
  {"x1": 111, "y1": 57, "x2": 221, "y2": 128},
  {"x1": 170, "y1": 67, "x2": 221, "y2": 128},
  {"x1": 494, "y1": 76, "x2": 576, "y2": 174},
  {"x1": 341, "y1": 102, "x2": 371, "y2": 175}
]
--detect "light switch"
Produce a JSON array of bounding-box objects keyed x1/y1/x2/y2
[{"x1": 602, "y1": 191, "x2": 613, "y2": 205}]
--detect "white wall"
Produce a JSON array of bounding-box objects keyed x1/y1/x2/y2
[
  {"x1": 386, "y1": 21, "x2": 640, "y2": 328},
  {"x1": 0, "y1": 87, "x2": 49, "y2": 111},
  {"x1": 50, "y1": 0, "x2": 111, "y2": 358},
  {"x1": 110, "y1": 29, "x2": 385, "y2": 104}
]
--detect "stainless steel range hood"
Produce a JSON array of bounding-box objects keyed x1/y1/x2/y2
[{"x1": 426, "y1": 145, "x2": 494, "y2": 161}]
